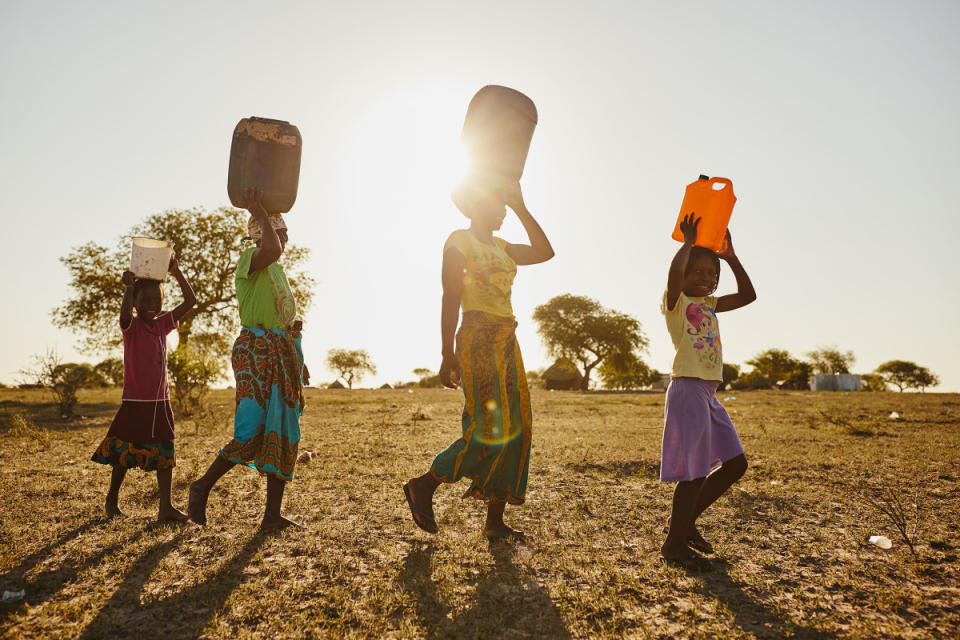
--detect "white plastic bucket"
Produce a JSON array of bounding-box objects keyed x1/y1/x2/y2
[{"x1": 130, "y1": 237, "x2": 173, "y2": 281}]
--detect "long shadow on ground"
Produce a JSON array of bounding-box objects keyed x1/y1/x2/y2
[
  {"x1": 565, "y1": 459, "x2": 661, "y2": 480},
  {"x1": 692, "y1": 559, "x2": 833, "y2": 640},
  {"x1": 398, "y1": 539, "x2": 571, "y2": 639},
  {"x1": 0, "y1": 517, "x2": 129, "y2": 623},
  {"x1": 77, "y1": 531, "x2": 268, "y2": 640}
]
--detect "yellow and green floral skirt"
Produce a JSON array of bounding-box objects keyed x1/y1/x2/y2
[{"x1": 431, "y1": 311, "x2": 533, "y2": 504}]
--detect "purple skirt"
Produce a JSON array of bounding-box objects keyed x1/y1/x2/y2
[{"x1": 660, "y1": 378, "x2": 744, "y2": 482}]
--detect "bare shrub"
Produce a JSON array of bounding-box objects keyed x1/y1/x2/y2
[
  {"x1": 410, "y1": 405, "x2": 430, "y2": 421},
  {"x1": 19, "y1": 348, "x2": 102, "y2": 419},
  {"x1": 856, "y1": 476, "x2": 923, "y2": 560},
  {"x1": 7, "y1": 413, "x2": 51, "y2": 450}
]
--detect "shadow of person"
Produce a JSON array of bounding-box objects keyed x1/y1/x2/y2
[
  {"x1": 396, "y1": 541, "x2": 450, "y2": 637},
  {"x1": 0, "y1": 517, "x2": 141, "y2": 624},
  {"x1": 690, "y1": 558, "x2": 832, "y2": 640},
  {"x1": 398, "y1": 539, "x2": 571, "y2": 639},
  {"x1": 78, "y1": 531, "x2": 268, "y2": 640}
]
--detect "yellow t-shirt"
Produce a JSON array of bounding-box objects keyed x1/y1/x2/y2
[
  {"x1": 444, "y1": 230, "x2": 517, "y2": 319},
  {"x1": 662, "y1": 290, "x2": 723, "y2": 381},
  {"x1": 235, "y1": 247, "x2": 298, "y2": 330}
]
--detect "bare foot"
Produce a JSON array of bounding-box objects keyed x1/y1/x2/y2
[
  {"x1": 484, "y1": 524, "x2": 525, "y2": 541},
  {"x1": 660, "y1": 537, "x2": 694, "y2": 561},
  {"x1": 685, "y1": 526, "x2": 714, "y2": 554},
  {"x1": 260, "y1": 515, "x2": 307, "y2": 532},
  {"x1": 105, "y1": 497, "x2": 125, "y2": 519},
  {"x1": 665, "y1": 517, "x2": 714, "y2": 554},
  {"x1": 158, "y1": 505, "x2": 190, "y2": 522},
  {"x1": 188, "y1": 481, "x2": 209, "y2": 525}
]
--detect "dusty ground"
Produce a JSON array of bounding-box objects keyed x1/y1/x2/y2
[{"x1": 1, "y1": 387, "x2": 958, "y2": 639}]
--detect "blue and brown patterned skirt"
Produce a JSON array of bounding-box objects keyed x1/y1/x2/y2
[
  {"x1": 220, "y1": 326, "x2": 304, "y2": 481},
  {"x1": 430, "y1": 312, "x2": 533, "y2": 504}
]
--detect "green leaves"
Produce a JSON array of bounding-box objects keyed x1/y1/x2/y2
[
  {"x1": 52, "y1": 206, "x2": 315, "y2": 356},
  {"x1": 533, "y1": 294, "x2": 648, "y2": 390}
]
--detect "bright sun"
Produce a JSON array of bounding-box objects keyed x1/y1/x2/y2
[{"x1": 342, "y1": 82, "x2": 469, "y2": 221}]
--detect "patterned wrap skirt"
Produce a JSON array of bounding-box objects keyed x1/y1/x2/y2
[
  {"x1": 430, "y1": 311, "x2": 533, "y2": 504},
  {"x1": 91, "y1": 400, "x2": 176, "y2": 471},
  {"x1": 220, "y1": 326, "x2": 304, "y2": 481}
]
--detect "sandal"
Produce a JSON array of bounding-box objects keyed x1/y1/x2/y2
[{"x1": 402, "y1": 483, "x2": 438, "y2": 534}]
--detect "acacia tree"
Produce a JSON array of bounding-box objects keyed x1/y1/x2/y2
[
  {"x1": 533, "y1": 294, "x2": 648, "y2": 391},
  {"x1": 598, "y1": 351, "x2": 658, "y2": 390},
  {"x1": 807, "y1": 347, "x2": 856, "y2": 374},
  {"x1": 53, "y1": 206, "x2": 314, "y2": 354},
  {"x1": 745, "y1": 349, "x2": 809, "y2": 387},
  {"x1": 326, "y1": 349, "x2": 377, "y2": 389},
  {"x1": 53, "y1": 207, "x2": 314, "y2": 410},
  {"x1": 875, "y1": 360, "x2": 940, "y2": 392}
]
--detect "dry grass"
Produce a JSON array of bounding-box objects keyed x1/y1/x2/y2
[{"x1": 1, "y1": 387, "x2": 958, "y2": 639}]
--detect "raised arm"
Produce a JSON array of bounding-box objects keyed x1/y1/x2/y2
[
  {"x1": 243, "y1": 187, "x2": 283, "y2": 275},
  {"x1": 714, "y1": 230, "x2": 757, "y2": 313},
  {"x1": 503, "y1": 183, "x2": 555, "y2": 266},
  {"x1": 438, "y1": 247, "x2": 466, "y2": 389},
  {"x1": 119, "y1": 270, "x2": 136, "y2": 331},
  {"x1": 168, "y1": 257, "x2": 197, "y2": 323},
  {"x1": 666, "y1": 214, "x2": 699, "y2": 310}
]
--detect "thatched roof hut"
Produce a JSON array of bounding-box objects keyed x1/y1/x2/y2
[
  {"x1": 542, "y1": 358, "x2": 582, "y2": 391},
  {"x1": 328, "y1": 380, "x2": 345, "y2": 389},
  {"x1": 379, "y1": 383, "x2": 393, "y2": 389}
]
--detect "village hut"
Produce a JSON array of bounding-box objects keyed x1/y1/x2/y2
[
  {"x1": 328, "y1": 380, "x2": 345, "y2": 389},
  {"x1": 542, "y1": 358, "x2": 583, "y2": 391}
]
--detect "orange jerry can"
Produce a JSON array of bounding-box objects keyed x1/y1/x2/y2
[
  {"x1": 227, "y1": 117, "x2": 302, "y2": 214},
  {"x1": 671, "y1": 175, "x2": 736, "y2": 252}
]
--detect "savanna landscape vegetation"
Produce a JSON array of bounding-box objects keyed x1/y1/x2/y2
[{"x1": 2, "y1": 386, "x2": 958, "y2": 639}]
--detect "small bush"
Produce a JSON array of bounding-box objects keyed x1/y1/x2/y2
[
  {"x1": 6, "y1": 413, "x2": 51, "y2": 449},
  {"x1": 728, "y1": 370, "x2": 771, "y2": 390}
]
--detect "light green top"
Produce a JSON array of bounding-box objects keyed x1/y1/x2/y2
[{"x1": 235, "y1": 247, "x2": 297, "y2": 330}]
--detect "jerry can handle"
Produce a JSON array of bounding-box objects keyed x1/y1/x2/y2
[{"x1": 709, "y1": 177, "x2": 733, "y2": 191}]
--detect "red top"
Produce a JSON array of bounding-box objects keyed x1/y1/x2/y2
[{"x1": 121, "y1": 312, "x2": 178, "y2": 401}]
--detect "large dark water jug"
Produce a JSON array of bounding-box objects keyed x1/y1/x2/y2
[
  {"x1": 461, "y1": 86, "x2": 537, "y2": 180},
  {"x1": 227, "y1": 117, "x2": 302, "y2": 214}
]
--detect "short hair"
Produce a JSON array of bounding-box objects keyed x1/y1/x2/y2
[
  {"x1": 132, "y1": 279, "x2": 163, "y2": 299},
  {"x1": 684, "y1": 246, "x2": 721, "y2": 277}
]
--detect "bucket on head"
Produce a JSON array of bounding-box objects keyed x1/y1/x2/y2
[
  {"x1": 671, "y1": 175, "x2": 737, "y2": 252},
  {"x1": 227, "y1": 117, "x2": 302, "y2": 214},
  {"x1": 461, "y1": 85, "x2": 537, "y2": 181},
  {"x1": 130, "y1": 237, "x2": 173, "y2": 281},
  {"x1": 451, "y1": 171, "x2": 512, "y2": 218}
]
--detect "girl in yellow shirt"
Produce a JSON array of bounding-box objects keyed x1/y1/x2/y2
[
  {"x1": 404, "y1": 179, "x2": 554, "y2": 540},
  {"x1": 660, "y1": 213, "x2": 756, "y2": 564}
]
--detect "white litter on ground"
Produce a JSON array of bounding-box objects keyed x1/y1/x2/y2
[{"x1": 869, "y1": 535, "x2": 893, "y2": 549}]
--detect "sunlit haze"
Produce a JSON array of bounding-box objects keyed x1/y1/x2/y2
[{"x1": 2, "y1": 1, "x2": 958, "y2": 391}]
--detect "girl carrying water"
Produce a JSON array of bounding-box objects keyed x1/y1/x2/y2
[
  {"x1": 188, "y1": 187, "x2": 309, "y2": 531},
  {"x1": 660, "y1": 213, "x2": 755, "y2": 563},
  {"x1": 91, "y1": 257, "x2": 196, "y2": 521},
  {"x1": 403, "y1": 179, "x2": 554, "y2": 540}
]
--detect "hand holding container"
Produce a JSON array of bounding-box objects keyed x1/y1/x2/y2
[{"x1": 671, "y1": 175, "x2": 737, "y2": 252}]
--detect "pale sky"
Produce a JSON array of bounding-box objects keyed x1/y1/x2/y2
[{"x1": 2, "y1": 0, "x2": 959, "y2": 391}]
